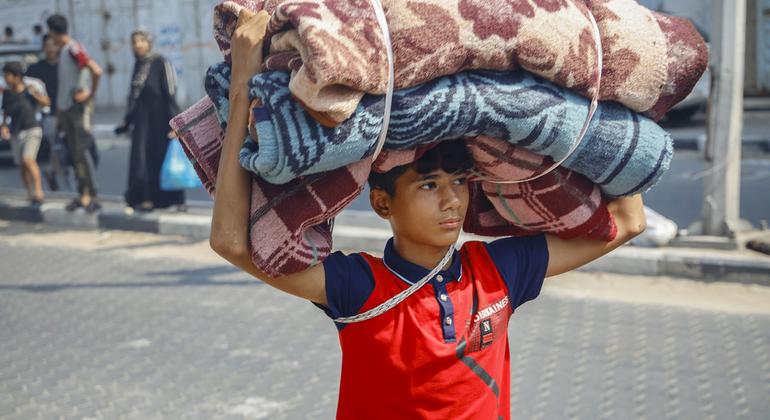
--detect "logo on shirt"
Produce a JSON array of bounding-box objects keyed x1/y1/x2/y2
[
  {"x1": 480, "y1": 319, "x2": 494, "y2": 348},
  {"x1": 481, "y1": 319, "x2": 492, "y2": 334},
  {"x1": 473, "y1": 296, "x2": 509, "y2": 324},
  {"x1": 464, "y1": 296, "x2": 511, "y2": 354}
]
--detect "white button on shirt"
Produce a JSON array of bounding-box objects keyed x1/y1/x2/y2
[
  {"x1": 445, "y1": 317, "x2": 452, "y2": 326},
  {"x1": 436, "y1": 274, "x2": 444, "y2": 282},
  {"x1": 440, "y1": 293, "x2": 448, "y2": 302}
]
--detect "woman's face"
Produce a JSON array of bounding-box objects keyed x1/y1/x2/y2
[{"x1": 131, "y1": 34, "x2": 151, "y2": 57}]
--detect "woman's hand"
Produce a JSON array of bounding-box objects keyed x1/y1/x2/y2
[{"x1": 230, "y1": 9, "x2": 270, "y2": 95}]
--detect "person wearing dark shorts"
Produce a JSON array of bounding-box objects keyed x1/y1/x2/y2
[{"x1": 1, "y1": 61, "x2": 50, "y2": 205}]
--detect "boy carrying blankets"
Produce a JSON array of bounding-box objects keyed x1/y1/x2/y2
[{"x1": 171, "y1": 1, "x2": 708, "y2": 418}]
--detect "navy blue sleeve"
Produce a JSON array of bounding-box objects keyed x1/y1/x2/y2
[
  {"x1": 312, "y1": 251, "x2": 374, "y2": 325},
  {"x1": 484, "y1": 234, "x2": 549, "y2": 308}
]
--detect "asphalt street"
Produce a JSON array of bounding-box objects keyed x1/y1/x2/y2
[{"x1": 1, "y1": 222, "x2": 769, "y2": 419}]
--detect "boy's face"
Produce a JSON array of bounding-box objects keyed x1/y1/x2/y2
[
  {"x1": 47, "y1": 31, "x2": 65, "y2": 47},
  {"x1": 371, "y1": 167, "x2": 470, "y2": 249},
  {"x1": 43, "y1": 37, "x2": 60, "y2": 61},
  {"x1": 3, "y1": 72, "x2": 21, "y2": 86}
]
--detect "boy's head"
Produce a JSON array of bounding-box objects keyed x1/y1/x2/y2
[
  {"x1": 2, "y1": 61, "x2": 24, "y2": 86},
  {"x1": 369, "y1": 140, "x2": 474, "y2": 249},
  {"x1": 42, "y1": 34, "x2": 60, "y2": 62},
  {"x1": 46, "y1": 14, "x2": 68, "y2": 46}
]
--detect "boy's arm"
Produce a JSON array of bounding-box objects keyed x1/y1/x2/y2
[
  {"x1": 73, "y1": 61, "x2": 102, "y2": 104},
  {"x1": 208, "y1": 9, "x2": 327, "y2": 305},
  {"x1": 83, "y1": 59, "x2": 102, "y2": 103},
  {"x1": 28, "y1": 88, "x2": 51, "y2": 107},
  {"x1": 0, "y1": 111, "x2": 8, "y2": 140},
  {"x1": 544, "y1": 194, "x2": 647, "y2": 277}
]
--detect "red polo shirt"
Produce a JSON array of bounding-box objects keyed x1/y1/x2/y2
[{"x1": 318, "y1": 235, "x2": 549, "y2": 419}]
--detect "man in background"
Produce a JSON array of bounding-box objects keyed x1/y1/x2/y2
[
  {"x1": 46, "y1": 14, "x2": 103, "y2": 213},
  {"x1": 1, "y1": 61, "x2": 50, "y2": 205},
  {"x1": 26, "y1": 33, "x2": 69, "y2": 191},
  {"x1": 3, "y1": 26, "x2": 17, "y2": 43}
]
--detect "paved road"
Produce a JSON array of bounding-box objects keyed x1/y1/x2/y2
[{"x1": 1, "y1": 222, "x2": 769, "y2": 419}]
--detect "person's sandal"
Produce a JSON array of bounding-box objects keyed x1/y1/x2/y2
[
  {"x1": 137, "y1": 201, "x2": 154, "y2": 213},
  {"x1": 65, "y1": 199, "x2": 82, "y2": 212},
  {"x1": 85, "y1": 201, "x2": 102, "y2": 214},
  {"x1": 44, "y1": 170, "x2": 59, "y2": 191}
]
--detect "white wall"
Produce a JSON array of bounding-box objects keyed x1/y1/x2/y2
[{"x1": 1, "y1": 0, "x2": 225, "y2": 108}]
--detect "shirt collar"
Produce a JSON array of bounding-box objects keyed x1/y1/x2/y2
[{"x1": 383, "y1": 238, "x2": 462, "y2": 285}]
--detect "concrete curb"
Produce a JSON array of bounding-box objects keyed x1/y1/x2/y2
[{"x1": 2, "y1": 197, "x2": 769, "y2": 285}]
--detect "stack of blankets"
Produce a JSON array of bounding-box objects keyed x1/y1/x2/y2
[{"x1": 170, "y1": 0, "x2": 708, "y2": 277}]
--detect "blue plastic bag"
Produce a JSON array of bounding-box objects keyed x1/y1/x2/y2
[{"x1": 160, "y1": 138, "x2": 202, "y2": 191}]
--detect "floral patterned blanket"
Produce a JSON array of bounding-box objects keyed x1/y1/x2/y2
[{"x1": 212, "y1": 0, "x2": 707, "y2": 124}]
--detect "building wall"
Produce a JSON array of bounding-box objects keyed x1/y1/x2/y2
[
  {"x1": 0, "y1": 0, "x2": 223, "y2": 108},
  {"x1": 757, "y1": 0, "x2": 770, "y2": 93},
  {"x1": 3, "y1": 0, "x2": 768, "y2": 106}
]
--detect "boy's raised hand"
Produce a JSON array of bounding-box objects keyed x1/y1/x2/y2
[{"x1": 230, "y1": 9, "x2": 270, "y2": 89}]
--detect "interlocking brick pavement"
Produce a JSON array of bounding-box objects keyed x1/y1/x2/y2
[{"x1": 1, "y1": 227, "x2": 769, "y2": 419}]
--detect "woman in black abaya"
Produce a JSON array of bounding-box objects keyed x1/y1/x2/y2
[{"x1": 117, "y1": 29, "x2": 185, "y2": 212}]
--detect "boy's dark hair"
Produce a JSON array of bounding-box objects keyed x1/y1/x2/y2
[
  {"x1": 2, "y1": 61, "x2": 24, "y2": 77},
  {"x1": 368, "y1": 140, "x2": 474, "y2": 196},
  {"x1": 46, "y1": 14, "x2": 68, "y2": 34},
  {"x1": 4, "y1": 26, "x2": 13, "y2": 38}
]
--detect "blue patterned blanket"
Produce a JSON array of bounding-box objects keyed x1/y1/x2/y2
[{"x1": 205, "y1": 63, "x2": 672, "y2": 197}]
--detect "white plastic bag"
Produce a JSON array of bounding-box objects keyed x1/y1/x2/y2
[{"x1": 631, "y1": 206, "x2": 678, "y2": 247}]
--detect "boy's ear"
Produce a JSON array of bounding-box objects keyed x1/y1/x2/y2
[{"x1": 369, "y1": 188, "x2": 391, "y2": 219}]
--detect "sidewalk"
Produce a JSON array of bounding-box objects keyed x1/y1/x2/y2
[{"x1": 1, "y1": 192, "x2": 769, "y2": 285}]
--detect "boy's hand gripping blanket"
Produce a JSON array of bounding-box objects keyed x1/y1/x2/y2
[
  {"x1": 212, "y1": 0, "x2": 707, "y2": 123},
  {"x1": 170, "y1": 97, "x2": 617, "y2": 276},
  {"x1": 169, "y1": 96, "x2": 372, "y2": 278},
  {"x1": 207, "y1": 66, "x2": 672, "y2": 197}
]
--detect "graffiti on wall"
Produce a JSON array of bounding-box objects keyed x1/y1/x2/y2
[{"x1": 156, "y1": 23, "x2": 185, "y2": 78}]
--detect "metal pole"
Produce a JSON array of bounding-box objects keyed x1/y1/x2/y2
[{"x1": 703, "y1": 0, "x2": 746, "y2": 236}]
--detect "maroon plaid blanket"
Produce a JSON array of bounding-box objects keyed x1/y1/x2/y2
[
  {"x1": 170, "y1": 96, "x2": 371, "y2": 277},
  {"x1": 469, "y1": 136, "x2": 616, "y2": 240}
]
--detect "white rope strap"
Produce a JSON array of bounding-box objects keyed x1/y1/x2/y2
[
  {"x1": 368, "y1": 0, "x2": 395, "y2": 163},
  {"x1": 473, "y1": 11, "x2": 604, "y2": 185},
  {"x1": 333, "y1": 245, "x2": 455, "y2": 324}
]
